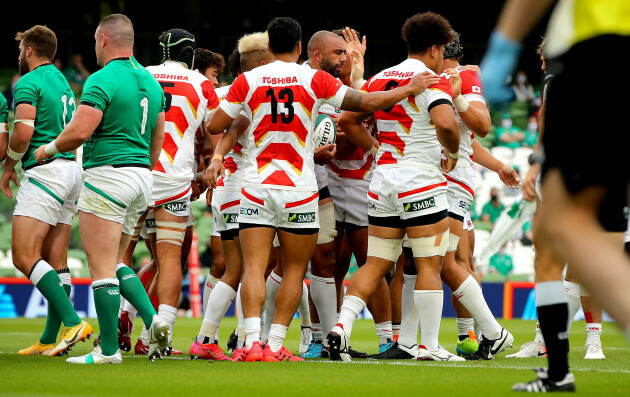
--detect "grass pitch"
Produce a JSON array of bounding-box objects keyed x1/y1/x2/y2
[{"x1": 1, "y1": 317, "x2": 629, "y2": 396}]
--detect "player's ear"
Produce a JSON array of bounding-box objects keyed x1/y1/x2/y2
[{"x1": 296, "y1": 41, "x2": 302, "y2": 58}]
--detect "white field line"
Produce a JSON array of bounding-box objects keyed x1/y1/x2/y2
[{"x1": 1, "y1": 352, "x2": 629, "y2": 374}]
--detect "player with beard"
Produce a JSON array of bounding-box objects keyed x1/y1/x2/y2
[{"x1": 2, "y1": 24, "x2": 93, "y2": 357}]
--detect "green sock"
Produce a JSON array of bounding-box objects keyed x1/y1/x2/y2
[
  {"x1": 116, "y1": 264, "x2": 156, "y2": 328},
  {"x1": 29, "y1": 260, "x2": 81, "y2": 328},
  {"x1": 92, "y1": 278, "x2": 121, "y2": 356},
  {"x1": 39, "y1": 269, "x2": 72, "y2": 344}
]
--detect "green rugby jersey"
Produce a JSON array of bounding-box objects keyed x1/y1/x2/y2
[
  {"x1": 81, "y1": 57, "x2": 165, "y2": 170},
  {"x1": 13, "y1": 63, "x2": 76, "y2": 169},
  {"x1": 0, "y1": 92, "x2": 8, "y2": 124}
]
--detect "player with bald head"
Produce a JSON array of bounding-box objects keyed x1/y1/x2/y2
[
  {"x1": 35, "y1": 13, "x2": 169, "y2": 364},
  {"x1": 307, "y1": 31, "x2": 347, "y2": 79}
]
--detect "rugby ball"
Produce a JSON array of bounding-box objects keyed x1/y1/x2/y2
[{"x1": 313, "y1": 114, "x2": 337, "y2": 147}]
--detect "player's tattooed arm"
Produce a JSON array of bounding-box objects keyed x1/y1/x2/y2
[{"x1": 340, "y1": 89, "x2": 364, "y2": 112}]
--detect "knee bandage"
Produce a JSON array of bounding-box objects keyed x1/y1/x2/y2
[
  {"x1": 409, "y1": 230, "x2": 449, "y2": 258},
  {"x1": 155, "y1": 221, "x2": 187, "y2": 246},
  {"x1": 317, "y1": 201, "x2": 338, "y2": 244},
  {"x1": 367, "y1": 235, "x2": 403, "y2": 262},
  {"x1": 447, "y1": 233, "x2": 461, "y2": 252}
]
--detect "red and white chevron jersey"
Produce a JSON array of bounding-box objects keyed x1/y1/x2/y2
[
  {"x1": 146, "y1": 61, "x2": 219, "y2": 181},
  {"x1": 220, "y1": 60, "x2": 348, "y2": 191},
  {"x1": 364, "y1": 58, "x2": 453, "y2": 170},
  {"x1": 450, "y1": 66, "x2": 486, "y2": 166},
  {"x1": 317, "y1": 103, "x2": 377, "y2": 186},
  {"x1": 215, "y1": 84, "x2": 250, "y2": 191}
]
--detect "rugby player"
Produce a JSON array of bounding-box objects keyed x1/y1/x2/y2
[
  {"x1": 331, "y1": 12, "x2": 463, "y2": 362},
  {"x1": 507, "y1": 37, "x2": 626, "y2": 364},
  {"x1": 0, "y1": 93, "x2": 7, "y2": 159},
  {"x1": 192, "y1": 31, "x2": 273, "y2": 361},
  {"x1": 34, "y1": 14, "x2": 169, "y2": 364},
  {"x1": 144, "y1": 28, "x2": 219, "y2": 353},
  {"x1": 304, "y1": 29, "x2": 393, "y2": 358},
  {"x1": 205, "y1": 16, "x2": 439, "y2": 362},
  {"x1": 481, "y1": 0, "x2": 630, "y2": 391},
  {"x1": 1, "y1": 25, "x2": 92, "y2": 357}
]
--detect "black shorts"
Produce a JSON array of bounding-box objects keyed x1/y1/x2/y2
[{"x1": 542, "y1": 35, "x2": 630, "y2": 197}]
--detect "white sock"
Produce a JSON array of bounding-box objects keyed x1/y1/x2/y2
[
  {"x1": 453, "y1": 275, "x2": 502, "y2": 340},
  {"x1": 203, "y1": 274, "x2": 221, "y2": 314},
  {"x1": 534, "y1": 320, "x2": 545, "y2": 346},
  {"x1": 456, "y1": 317, "x2": 475, "y2": 338},
  {"x1": 268, "y1": 323, "x2": 288, "y2": 352},
  {"x1": 415, "y1": 290, "x2": 443, "y2": 351},
  {"x1": 310, "y1": 275, "x2": 337, "y2": 335},
  {"x1": 392, "y1": 323, "x2": 401, "y2": 339},
  {"x1": 139, "y1": 326, "x2": 149, "y2": 344},
  {"x1": 311, "y1": 323, "x2": 323, "y2": 342},
  {"x1": 58, "y1": 270, "x2": 71, "y2": 287},
  {"x1": 236, "y1": 284, "x2": 244, "y2": 348},
  {"x1": 198, "y1": 281, "x2": 236, "y2": 342},
  {"x1": 337, "y1": 295, "x2": 366, "y2": 339},
  {"x1": 122, "y1": 298, "x2": 138, "y2": 320},
  {"x1": 398, "y1": 274, "x2": 417, "y2": 348},
  {"x1": 398, "y1": 287, "x2": 421, "y2": 349},
  {"x1": 244, "y1": 317, "x2": 261, "y2": 349},
  {"x1": 157, "y1": 304, "x2": 177, "y2": 344},
  {"x1": 29, "y1": 260, "x2": 54, "y2": 286},
  {"x1": 262, "y1": 271, "x2": 282, "y2": 341},
  {"x1": 563, "y1": 280, "x2": 581, "y2": 332},
  {"x1": 401, "y1": 274, "x2": 416, "y2": 317},
  {"x1": 375, "y1": 321, "x2": 393, "y2": 345},
  {"x1": 237, "y1": 326, "x2": 245, "y2": 349},
  {"x1": 585, "y1": 323, "x2": 602, "y2": 345},
  {"x1": 298, "y1": 280, "x2": 311, "y2": 327}
]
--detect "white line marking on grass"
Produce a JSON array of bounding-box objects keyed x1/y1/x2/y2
[{"x1": 309, "y1": 360, "x2": 630, "y2": 374}]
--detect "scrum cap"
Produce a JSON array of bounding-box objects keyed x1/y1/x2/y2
[
  {"x1": 443, "y1": 30, "x2": 463, "y2": 60},
  {"x1": 160, "y1": 28, "x2": 196, "y2": 69}
]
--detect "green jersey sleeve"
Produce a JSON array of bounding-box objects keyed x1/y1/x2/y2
[
  {"x1": 14, "y1": 75, "x2": 40, "y2": 108},
  {"x1": 80, "y1": 74, "x2": 111, "y2": 112},
  {"x1": 0, "y1": 93, "x2": 8, "y2": 124}
]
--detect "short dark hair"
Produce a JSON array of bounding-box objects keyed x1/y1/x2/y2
[
  {"x1": 195, "y1": 48, "x2": 225, "y2": 74},
  {"x1": 267, "y1": 17, "x2": 301, "y2": 54},
  {"x1": 401, "y1": 12, "x2": 453, "y2": 55},
  {"x1": 15, "y1": 25, "x2": 57, "y2": 60},
  {"x1": 226, "y1": 45, "x2": 241, "y2": 77}
]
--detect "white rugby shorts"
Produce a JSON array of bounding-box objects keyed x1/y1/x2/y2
[
  {"x1": 367, "y1": 167, "x2": 448, "y2": 222},
  {"x1": 211, "y1": 189, "x2": 241, "y2": 234},
  {"x1": 329, "y1": 182, "x2": 369, "y2": 228},
  {"x1": 463, "y1": 211, "x2": 474, "y2": 231},
  {"x1": 150, "y1": 175, "x2": 192, "y2": 218},
  {"x1": 78, "y1": 166, "x2": 152, "y2": 235},
  {"x1": 239, "y1": 187, "x2": 319, "y2": 231},
  {"x1": 14, "y1": 159, "x2": 82, "y2": 226},
  {"x1": 443, "y1": 167, "x2": 475, "y2": 219}
]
